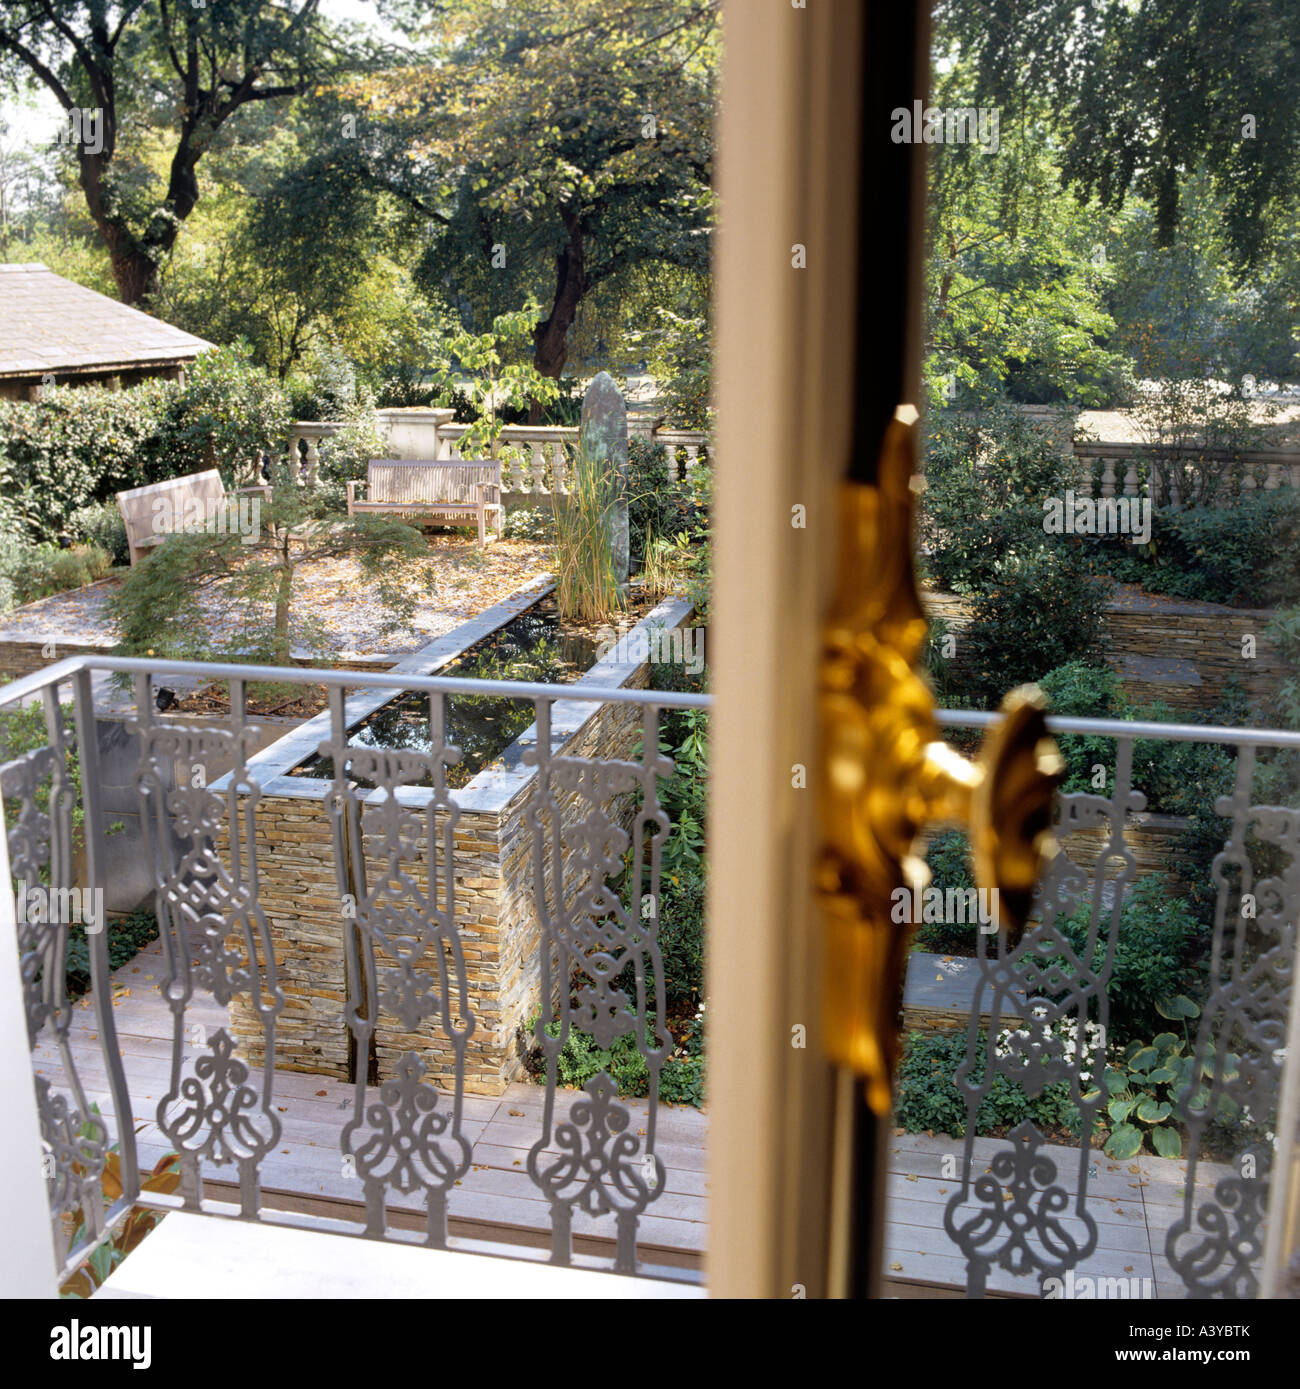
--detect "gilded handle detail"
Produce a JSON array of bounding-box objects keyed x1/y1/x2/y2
[{"x1": 818, "y1": 406, "x2": 1063, "y2": 1115}]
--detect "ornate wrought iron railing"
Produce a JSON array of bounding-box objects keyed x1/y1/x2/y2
[
  {"x1": 2, "y1": 655, "x2": 710, "y2": 1287},
  {"x1": 6, "y1": 656, "x2": 1299, "y2": 1296},
  {"x1": 927, "y1": 709, "x2": 1300, "y2": 1300}
]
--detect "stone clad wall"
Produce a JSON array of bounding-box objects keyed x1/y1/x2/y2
[
  {"x1": 924, "y1": 588, "x2": 1286, "y2": 711},
  {"x1": 223, "y1": 616, "x2": 682, "y2": 1097},
  {"x1": 220, "y1": 799, "x2": 350, "y2": 1077}
]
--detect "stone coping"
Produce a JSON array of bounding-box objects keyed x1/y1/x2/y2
[
  {"x1": 213, "y1": 573, "x2": 555, "y2": 796},
  {"x1": 216, "y1": 582, "x2": 694, "y2": 816}
]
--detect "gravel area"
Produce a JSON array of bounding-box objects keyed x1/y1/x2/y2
[{"x1": 0, "y1": 535, "x2": 554, "y2": 660}]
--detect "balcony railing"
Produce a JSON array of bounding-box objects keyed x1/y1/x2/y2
[
  {"x1": 3, "y1": 654, "x2": 710, "y2": 1288},
  {"x1": 922, "y1": 708, "x2": 1300, "y2": 1299},
  {"x1": 5, "y1": 657, "x2": 1299, "y2": 1297}
]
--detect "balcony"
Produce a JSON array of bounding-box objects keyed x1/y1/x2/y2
[{"x1": 4, "y1": 656, "x2": 1299, "y2": 1298}]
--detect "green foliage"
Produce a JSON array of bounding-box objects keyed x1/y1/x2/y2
[
  {"x1": 432, "y1": 307, "x2": 561, "y2": 454},
  {"x1": 920, "y1": 405, "x2": 1074, "y2": 592},
  {"x1": 961, "y1": 546, "x2": 1111, "y2": 706},
  {"x1": 0, "y1": 1, "x2": 358, "y2": 305},
  {"x1": 656, "y1": 869, "x2": 706, "y2": 1006},
  {"x1": 1038, "y1": 662, "x2": 1128, "y2": 795},
  {"x1": 1101, "y1": 1029, "x2": 1208, "y2": 1160},
  {"x1": 628, "y1": 440, "x2": 689, "y2": 563},
  {"x1": 1129, "y1": 491, "x2": 1300, "y2": 608},
  {"x1": 69, "y1": 502, "x2": 130, "y2": 568},
  {"x1": 0, "y1": 693, "x2": 83, "y2": 833},
  {"x1": 316, "y1": 388, "x2": 387, "y2": 486},
  {"x1": 0, "y1": 348, "x2": 289, "y2": 543},
  {"x1": 551, "y1": 439, "x2": 624, "y2": 624},
  {"x1": 628, "y1": 294, "x2": 712, "y2": 429},
  {"x1": 0, "y1": 380, "x2": 176, "y2": 542},
  {"x1": 502, "y1": 507, "x2": 556, "y2": 544},
  {"x1": 895, "y1": 1029, "x2": 1084, "y2": 1139},
  {"x1": 938, "y1": 0, "x2": 1300, "y2": 270},
  {"x1": 915, "y1": 830, "x2": 979, "y2": 954},
  {"x1": 924, "y1": 86, "x2": 1130, "y2": 406},
  {"x1": 63, "y1": 910, "x2": 159, "y2": 999},
  {"x1": 537, "y1": 1014, "x2": 704, "y2": 1109},
  {"x1": 0, "y1": 538, "x2": 112, "y2": 612},
  {"x1": 1054, "y1": 878, "x2": 1206, "y2": 1043},
  {"x1": 1268, "y1": 607, "x2": 1300, "y2": 731},
  {"x1": 369, "y1": 0, "x2": 716, "y2": 382}
]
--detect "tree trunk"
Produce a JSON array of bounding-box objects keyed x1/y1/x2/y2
[
  {"x1": 274, "y1": 551, "x2": 294, "y2": 666},
  {"x1": 530, "y1": 208, "x2": 588, "y2": 422},
  {"x1": 107, "y1": 245, "x2": 162, "y2": 307}
]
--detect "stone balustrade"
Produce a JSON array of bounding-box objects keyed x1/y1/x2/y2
[
  {"x1": 1070, "y1": 441, "x2": 1300, "y2": 508},
  {"x1": 280, "y1": 408, "x2": 709, "y2": 498}
]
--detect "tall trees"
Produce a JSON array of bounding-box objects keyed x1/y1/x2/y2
[
  {"x1": 0, "y1": 1, "x2": 368, "y2": 304},
  {"x1": 934, "y1": 0, "x2": 1300, "y2": 269},
  {"x1": 345, "y1": 0, "x2": 717, "y2": 401}
]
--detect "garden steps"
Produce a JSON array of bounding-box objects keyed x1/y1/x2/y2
[
  {"x1": 902, "y1": 950, "x2": 1030, "y2": 1033},
  {"x1": 923, "y1": 584, "x2": 1288, "y2": 712}
]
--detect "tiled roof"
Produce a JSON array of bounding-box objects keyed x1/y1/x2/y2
[{"x1": 0, "y1": 263, "x2": 213, "y2": 379}]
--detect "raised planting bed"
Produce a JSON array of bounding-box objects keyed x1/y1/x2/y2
[
  {"x1": 207, "y1": 579, "x2": 694, "y2": 1096},
  {"x1": 924, "y1": 586, "x2": 1289, "y2": 712}
]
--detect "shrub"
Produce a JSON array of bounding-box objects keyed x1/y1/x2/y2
[
  {"x1": 1053, "y1": 877, "x2": 1206, "y2": 1042},
  {"x1": 1137, "y1": 491, "x2": 1300, "y2": 608},
  {"x1": 657, "y1": 869, "x2": 705, "y2": 1004},
  {"x1": 502, "y1": 506, "x2": 556, "y2": 543},
  {"x1": 1038, "y1": 662, "x2": 1128, "y2": 795},
  {"x1": 316, "y1": 387, "x2": 386, "y2": 485},
  {"x1": 628, "y1": 439, "x2": 698, "y2": 565},
  {"x1": 0, "y1": 380, "x2": 175, "y2": 542},
  {"x1": 915, "y1": 829, "x2": 980, "y2": 954},
  {"x1": 920, "y1": 404, "x2": 1075, "y2": 593},
  {"x1": 69, "y1": 502, "x2": 130, "y2": 567},
  {"x1": 532, "y1": 1014, "x2": 704, "y2": 1108},
  {"x1": 0, "y1": 539, "x2": 112, "y2": 611},
  {"x1": 960, "y1": 546, "x2": 1111, "y2": 705},
  {"x1": 0, "y1": 346, "x2": 289, "y2": 543},
  {"x1": 894, "y1": 1028, "x2": 1084, "y2": 1139},
  {"x1": 64, "y1": 910, "x2": 159, "y2": 998}
]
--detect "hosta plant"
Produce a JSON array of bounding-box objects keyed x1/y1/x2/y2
[{"x1": 1100, "y1": 1013, "x2": 1236, "y2": 1161}]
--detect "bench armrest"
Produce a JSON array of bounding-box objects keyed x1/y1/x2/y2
[
  {"x1": 475, "y1": 481, "x2": 501, "y2": 504},
  {"x1": 346, "y1": 479, "x2": 366, "y2": 516}
]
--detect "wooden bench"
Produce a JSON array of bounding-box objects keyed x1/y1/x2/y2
[
  {"x1": 346, "y1": 460, "x2": 504, "y2": 545},
  {"x1": 116, "y1": 470, "x2": 272, "y2": 566}
]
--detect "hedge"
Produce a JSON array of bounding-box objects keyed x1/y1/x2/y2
[{"x1": 0, "y1": 346, "x2": 289, "y2": 544}]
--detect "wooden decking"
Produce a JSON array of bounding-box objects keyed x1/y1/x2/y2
[
  {"x1": 36, "y1": 937, "x2": 1234, "y2": 1295},
  {"x1": 34, "y1": 937, "x2": 707, "y2": 1272}
]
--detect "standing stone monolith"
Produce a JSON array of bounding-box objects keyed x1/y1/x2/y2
[{"x1": 579, "y1": 371, "x2": 629, "y2": 593}]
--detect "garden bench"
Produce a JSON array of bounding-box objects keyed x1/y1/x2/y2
[
  {"x1": 116, "y1": 470, "x2": 272, "y2": 566},
  {"x1": 346, "y1": 460, "x2": 504, "y2": 545}
]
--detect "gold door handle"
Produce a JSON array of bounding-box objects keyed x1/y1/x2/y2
[{"x1": 817, "y1": 405, "x2": 1063, "y2": 1116}]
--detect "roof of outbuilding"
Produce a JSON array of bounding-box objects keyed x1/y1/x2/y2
[{"x1": 0, "y1": 262, "x2": 213, "y2": 379}]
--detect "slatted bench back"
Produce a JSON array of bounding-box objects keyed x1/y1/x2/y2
[
  {"x1": 116, "y1": 469, "x2": 227, "y2": 555},
  {"x1": 368, "y1": 459, "x2": 500, "y2": 506}
]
